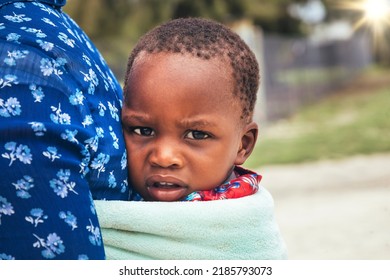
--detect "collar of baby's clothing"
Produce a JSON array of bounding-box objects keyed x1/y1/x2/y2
[
  {"x1": 129, "y1": 166, "x2": 262, "y2": 202},
  {"x1": 0, "y1": 0, "x2": 66, "y2": 8},
  {"x1": 183, "y1": 165, "x2": 261, "y2": 201}
]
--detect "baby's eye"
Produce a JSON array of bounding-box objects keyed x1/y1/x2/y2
[
  {"x1": 132, "y1": 127, "x2": 155, "y2": 137},
  {"x1": 186, "y1": 130, "x2": 210, "y2": 140}
]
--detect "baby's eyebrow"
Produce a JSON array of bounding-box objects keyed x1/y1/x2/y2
[
  {"x1": 178, "y1": 119, "x2": 216, "y2": 128},
  {"x1": 122, "y1": 113, "x2": 151, "y2": 123}
]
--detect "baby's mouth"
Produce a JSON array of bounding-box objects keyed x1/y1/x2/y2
[
  {"x1": 146, "y1": 177, "x2": 188, "y2": 201},
  {"x1": 153, "y1": 182, "x2": 178, "y2": 188}
]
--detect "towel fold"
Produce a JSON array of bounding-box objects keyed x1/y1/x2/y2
[{"x1": 94, "y1": 186, "x2": 287, "y2": 260}]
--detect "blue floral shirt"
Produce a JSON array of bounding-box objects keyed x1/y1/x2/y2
[{"x1": 0, "y1": 0, "x2": 129, "y2": 259}]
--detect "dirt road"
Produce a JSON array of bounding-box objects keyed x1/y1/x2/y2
[{"x1": 257, "y1": 153, "x2": 390, "y2": 259}]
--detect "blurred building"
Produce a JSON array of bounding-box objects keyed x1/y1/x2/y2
[{"x1": 234, "y1": 21, "x2": 373, "y2": 124}]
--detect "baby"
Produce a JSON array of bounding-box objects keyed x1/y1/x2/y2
[
  {"x1": 122, "y1": 17, "x2": 261, "y2": 202},
  {"x1": 94, "y1": 18, "x2": 287, "y2": 259}
]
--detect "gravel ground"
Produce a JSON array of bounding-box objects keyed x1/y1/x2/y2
[{"x1": 257, "y1": 153, "x2": 390, "y2": 259}]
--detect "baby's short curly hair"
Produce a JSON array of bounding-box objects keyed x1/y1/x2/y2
[{"x1": 123, "y1": 17, "x2": 259, "y2": 121}]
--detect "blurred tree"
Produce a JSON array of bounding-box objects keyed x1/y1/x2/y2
[
  {"x1": 65, "y1": 0, "x2": 131, "y2": 39},
  {"x1": 64, "y1": 0, "x2": 324, "y2": 79},
  {"x1": 65, "y1": 0, "x2": 311, "y2": 42}
]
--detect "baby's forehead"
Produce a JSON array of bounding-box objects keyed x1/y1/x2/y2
[
  {"x1": 126, "y1": 51, "x2": 248, "y2": 122},
  {"x1": 132, "y1": 51, "x2": 235, "y2": 85},
  {"x1": 135, "y1": 51, "x2": 231, "y2": 69},
  {"x1": 128, "y1": 52, "x2": 239, "y2": 98}
]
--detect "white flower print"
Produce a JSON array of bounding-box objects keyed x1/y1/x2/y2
[
  {"x1": 58, "y1": 32, "x2": 75, "y2": 47},
  {"x1": 0, "y1": 74, "x2": 18, "y2": 88},
  {"x1": 102, "y1": 78, "x2": 110, "y2": 91},
  {"x1": 81, "y1": 68, "x2": 98, "y2": 85},
  {"x1": 36, "y1": 39, "x2": 54, "y2": 51},
  {"x1": 33, "y1": 233, "x2": 65, "y2": 259},
  {"x1": 0, "y1": 97, "x2": 22, "y2": 117},
  {"x1": 88, "y1": 192, "x2": 95, "y2": 215},
  {"x1": 16, "y1": 144, "x2": 33, "y2": 164},
  {"x1": 79, "y1": 146, "x2": 90, "y2": 177},
  {"x1": 42, "y1": 17, "x2": 56, "y2": 27},
  {"x1": 43, "y1": 146, "x2": 61, "y2": 162},
  {"x1": 6, "y1": 32, "x2": 21, "y2": 43},
  {"x1": 84, "y1": 130, "x2": 103, "y2": 159},
  {"x1": 109, "y1": 126, "x2": 119, "y2": 149},
  {"x1": 98, "y1": 102, "x2": 106, "y2": 116},
  {"x1": 85, "y1": 38, "x2": 94, "y2": 53},
  {"x1": 86, "y1": 219, "x2": 102, "y2": 246},
  {"x1": 106, "y1": 75, "x2": 117, "y2": 92},
  {"x1": 82, "y1": 115, "x2": 93, "y2": 127},
  {"x1": 69, "y1": 89, "x2": 85, "y2": 105},
  {"x1": 61, "y1": 129, "x2": 79, "y2": 144},
  {"x1": 90, "y1": 153, "x2": 110, "y2": 177},
  {"x1": 12, "y1": 175, "x2": 34, "y2": 199},
  {"x1": 121, "y1": 179, "x2": 128, "y2": 194},
  {"x1": 33, "y1": 2, "x2": 60, "y2": 17},
  {"x1": 85, "y1": 136, "x2": 99, "y2": 152},
  {"x1": 14, "y1": 2, "x2": 25, "y2": 8},
  {"x1": 0, "y1": 196, "x2": 15, "y2": 225},
  {"x1": 4, "y1": 12, "x2": 32, "y2": 23},
  {"x1": 66, "y1": 27, "x2": 79, "y2": 41},
  {"x1": 29, "y1": 121, "x2": 46, "y2": 136},
  {"x1": 0, "y1": 253, "x2": 15, "y2": 260},
  {"x1": 121, "y1": 151, "x2": 127, "y2": 170},
  {"x1": 49, "y1": 169, "x2": 78, "y2": 198},
  {"x1": 25, "y1": 208, "x2": 47, "y2": 227},
  {"x1": 21, "y1": 27, "x2": 46, "y2": 38},
  {"x1": 29, "y1": 84, "x2": 45, "y2": 102},
  {"x1": 108, "y1": 171, "x2": 116, "y2": 188},
  {"x1": 82, "y1": 53, "x2": 91, "y2": 66},
  {"x1": 40, "y1": 57, "x2": 67, "y2": 79},
  {"x1": 78, "y1": 254, "x2": 89, "y2": 260},
  {"x1": 81, "y1": 68, "x2": 99, "y2": 95},
  {"x1": 96, "y1": 127, "x2": 104, "y2": 138},
  {"x1": 50, "y1": 103, "x2": 71, "y2": 124},
  {"x1": 94, "y1": 64, "x2": 104, "y2": 78},
  {"x1": 107, "y1": 101, "x2": 119, "y2": 121},
  {"x1": 2, "y1": 142, "x2": 17, "y2": 165},
  {"x1": 59, "y1": 211, "x2": 77, "y2": 230},
  {"x1": 2, "y1": 142, "x2": 32, "y2": 166},
  {"x1": 4, "y1": 50, "x2": 29, "y2": 66},
  {"x1": 88, "y1": 82, "x2": 95, "y2": 95}
]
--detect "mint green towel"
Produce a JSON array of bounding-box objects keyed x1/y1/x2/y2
[{"x1": 94, "y1": 187, "x2": 287, "y2": 260}]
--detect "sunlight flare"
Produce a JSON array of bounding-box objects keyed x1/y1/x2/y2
[{"x1": 334, "y1": 0, "x2": 390, "y2": 48}]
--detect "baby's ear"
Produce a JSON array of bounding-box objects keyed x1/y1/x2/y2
[{"x1": 234, "y1": 122, "x2": 258, "y2": 165}]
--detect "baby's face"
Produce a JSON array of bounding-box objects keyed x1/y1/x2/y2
[{"x1": 122, "y1": 53, "x2": 253, "y2": 201}]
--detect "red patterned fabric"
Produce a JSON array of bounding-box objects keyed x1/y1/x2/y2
[{"x1": 183, "y1": 166, "x2": 261, "y2": 201}]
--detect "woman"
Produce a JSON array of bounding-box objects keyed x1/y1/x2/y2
[{"x1": 0, "y1": 0, "x2": 129, "y2": 259}]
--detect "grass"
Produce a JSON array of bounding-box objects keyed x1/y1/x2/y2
[
  {"x1": 277, "y1": 66, "x2": 349, "y2": 86},
  {"x1": 245, "y1": 66, "x2": 390, "y2": 168}
]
